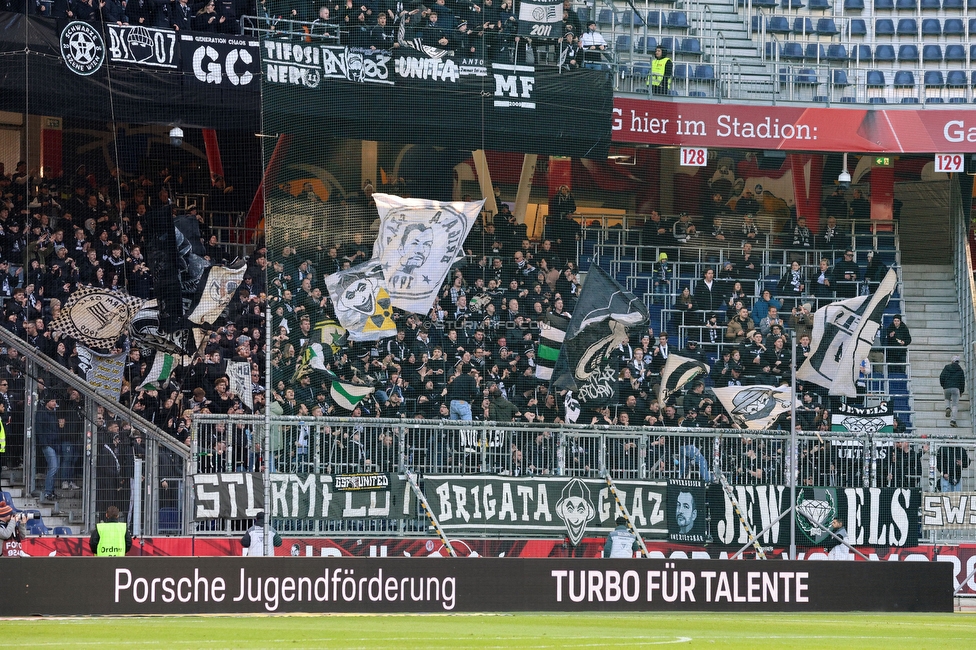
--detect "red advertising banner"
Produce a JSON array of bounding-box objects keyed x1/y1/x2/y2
[
  {"x1": 19, "y1": 537, "x2": 976, "y2": 595},
  {"x1": 613, "y1": 98, "x2": 976, "y2": 153}
]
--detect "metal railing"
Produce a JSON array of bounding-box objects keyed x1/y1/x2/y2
[
  {"x1": 191, "y1": 415, "x2": 974, "y2": 542},
  {"x1": 951, "y1": 174, "x2": 976, "y2": 433}
]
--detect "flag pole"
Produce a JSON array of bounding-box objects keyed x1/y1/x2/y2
[{"x1": 789, "y1": 328, "x2": 798, "y2": 560}]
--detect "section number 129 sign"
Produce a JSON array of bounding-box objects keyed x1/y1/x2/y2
[
  {"x1": 680, "y1": 147, "x2": 707, "y2": 167},
  {"x1": 935, "y1": 154, "x2": 964, "y2": 173}
]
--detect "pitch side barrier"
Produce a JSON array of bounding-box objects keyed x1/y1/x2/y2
[{"x1": 0, "y1": 557, "x2": 950, "y2": 615}]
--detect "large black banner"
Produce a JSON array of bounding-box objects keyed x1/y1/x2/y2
[
  {"x1": 261, "y1": 42, "x2": 613, "y2": 158},
  {"x1": 193, "y1": 473, "x2": 408, "y2": 520},
  {"x1": 0, "y1": 558, "x2": 952, "y2": 615},
  {"x1": 709, "y1": 486, "x2": 921, "y2": 548},
  {"x1": 0, "y1": 13, "x2": 258, "y2": 129}
]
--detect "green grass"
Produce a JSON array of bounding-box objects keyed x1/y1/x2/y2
[{"x1": 1, "y1": 613, "x2": 974, "y2": 648}]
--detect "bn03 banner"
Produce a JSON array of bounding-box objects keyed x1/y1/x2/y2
[{"x1": 193, "y1": 473, "x2": 407, "y2": 520}]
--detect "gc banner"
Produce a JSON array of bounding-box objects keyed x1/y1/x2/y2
[
  {"x1": 0, "y1": 558, "x2": 951, "y2": 615},
  {"x1": 518, "y1": 0, "x2": 562, "y2": 38},
  {"x1": 421, "y1": 475, "x2": 667, "y2": 540},
  {"x1": 193, "y1": 473, "x2": 408, "y2": 520},
  {"x1": 180, "y1": 33, "x2": 260, "y2": 88}
]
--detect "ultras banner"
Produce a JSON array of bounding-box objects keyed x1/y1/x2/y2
[
  {"x1": 0, "y1": 13, "x2": 258, "y2": 129},
  {"x1": 419, "y1": 475, "x2": 668, "y2": 539},
  {"x1": 261, "y1": 42, "x2": 613, "y2": 159},
  {"x1": 0, "y1": 558, "x2": 951, "y2": 615},
  {"x1": 193, "y1": 473, "x2": 407, "y2": 520},
  {"x1": 709, "y1": 485, "x2": 921, "y2": 548}
]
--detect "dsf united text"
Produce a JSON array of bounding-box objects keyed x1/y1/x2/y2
[
  {"x1": 551, "y1": 565, "x2": 808, "y2": 604},
  {"x1": 114, "y1": 567, "x2": 456, "y2": 611}
]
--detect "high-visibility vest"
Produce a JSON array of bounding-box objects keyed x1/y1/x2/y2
[
  {"x1": 95, "y1": 522, "x2": 127, "y2": 557},
  {"x1": 650, "y1": 57, "x2": 671, "y2": 86}
]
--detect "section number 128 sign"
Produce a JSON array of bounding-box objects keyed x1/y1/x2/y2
[{"x1": 680, "y1": 147, "x2": 707, "y2": 167}]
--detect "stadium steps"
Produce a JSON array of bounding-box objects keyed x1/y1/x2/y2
[
  {"x1": 0, "y1": 476, "x2": 75, "y2": 533},
  {"x1": 900, "y1": 264, "x2": 971, "y2": 435},
  {"x1": 896, "y1": 181, "x2": 952, "y2": 265},
  {"x1": 703, "y1": 3, "x2": 777, "y2": 100}
]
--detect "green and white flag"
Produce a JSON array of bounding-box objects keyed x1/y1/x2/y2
[
  {"x1": 331, "y1": 381, "x2": 374, "y2": 411},
  {"x1": 308, "y1": 343, "x2": 329, "y2": 373},
  {"x1": 535, "y1": 313, "x2": 569, "y2": 381},
  {"x1": 137, "y1": 351, "x2": 178, "y2": 391}
]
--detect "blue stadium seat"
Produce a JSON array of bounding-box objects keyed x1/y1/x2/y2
[
  {"x1": 816, "y1": 18, "x2": 840, "y2": 35},
  {"x1": 926, "y1": 97, "x2": 945, "y2": 104},
  {"x1": 53, "y1": 526, "x2": 73, "y2": 535},
  {"x1": 617, "y1": 10, "x2": 644, "y2": 27},
  {"x1": 970, "y1": 44, "x2": 976, "y2": 62},
  {"x1": 949, "y1": 97, "x2": 968, "y2": 103},
  {"x1": 850, "y1": 19, "x2": 867, "y2": 36},
  {"x1": 793, "y1": 17, "x2": 814, "y2": 35},
  {"x1": 866, "y1": 70, "x2": 887, "y2": 86},
  {"x1": 921, "y1": 18, "x2": 941, "y2": 36},
  {"x1": 631, "y1": 61, "x2": 650, "y2": 80},
  {"x1": 813, "y1": 95, "x2": 829, "y2": 102},
  {"x1": 924, "y1": 70, "x2": 945, "y2": 86},
  {"x1": 695, "y1": 64, "x2": 715, "y2": 80},
  {"x1": 896, "y1": 18, "x2": 917, "y2": 36},
  {"x1": 782, "y1": 0, "x2": 806, "y2": 7},
  {"x1": 922, "y1": 44, "x2": 943, "y2": 62},
  {"x1": 840, "y1": 96, "x2": 858, "y2": 102},
  {"x1": 896, "y1": 0, "x2": 917, "y2": 7},
  {"x1": 893, "y1": 70, "x2": 915, "y2": 88},
  {"x1": 646, "y1": 10, "x2": 662, "y2": 28},
  {"x1": 0, "y1": 491, "x2": 17, "y2": 512},
  {"x1": 844, "y1": 0, "x2": 865, "y2": 8},
  {"x1": 796, "y1": 68, "x2": 817, "y2": 84},
  {"x1": 680, "y1": 38, "x2": 702, "y2": 55},
  {"x1": 900, "y1": 97, "x2": 920, "y2": 103},
  {"x1": 752, "y1": 16, "x2": 767, "y2": 32},
  {"x1": 765, "y1": 42, "x2": 781, "y2": 58},
  {"x1": 615, "y1": 35, "x2": 632, "y2": 52},
  {"x1": 969, "y1": 18, "x2": 976, "y2": 34},
  {"x1": 869, "y1": 97, "x2": 888, "y2": 104},
  {"x1": 637, "y1": 36, "x2": 656, "y2": 54},
  {"x1": 943, "y1": 19, "x2": 965, "y2": 36},
  {"x1": 897, "y1": 44, "x2": 918, "y2": 62},
  {"x1": 874, "y1": 44, "x2": 896, "y2": 62},
  {"x1": 576, "y1": 7, "x2": 590, "y2": 24},
  {"x1": 875, "y1": 19, "x2": 895, "y2": 36},
  {"x1": 944, "y1": 44, "x2": 966, "y2": 61},
  {"x1": 971, "y1": 70, "x2": 976, "y2": 86},
  {"x1": 875, "y1": 0, "x2": 895, "y2": 7},
  {"x1": 658, "y1": 36, "x2": 677, "y2": 52},
  {"x1": 809, "y1": 0, "x2": 832, "y2": 8},
  {"x1": 826, "y1": 44, "x2": 848, "y2": 61},
  {"x1": 804, "y1": 43, "x2": 826, "y2": 60},
  {"x1": 688, "y1": 90, "x2": 707, "y2": 97},
  {"x1": 753, "y1": 0, "x2": 779, "y2": 6},
  {"x1": 597, "y1": 9, "x2": 614, "y2": 27},
  {"x1": 832, "y1": 69, "x2": 851, "y2": 86},
  {"x1": 26, "y1": 517, "x2": 50, "y2": 536},
  {"x1": 667, "y1": 12, "x2": 689, "y2": 29},
  {"x1": 946, "y1": 70, "x2": 968, "y2": 87},
  {"x1": 769, "y1": 16, "x2": 792, "y2": 33},
  {"x1": 159, "y1": 507, "x2": 181, "y2": 532},
  {"x1": 942, "y1": 0, "x2": 962, "y2": 7},
  {"x1": 673, "y1": 63, "x2": 692, "y2": 79},
  {"x1": 782, "y1": 42, "x2": 805, "y2": 60},
  {"x1": 850, "y1": 44, "x2": 872, "y2": 62}
]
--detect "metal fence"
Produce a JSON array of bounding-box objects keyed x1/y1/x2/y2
[{"x1": 191, "y1": 415, "x2": 976, "y2": 542}]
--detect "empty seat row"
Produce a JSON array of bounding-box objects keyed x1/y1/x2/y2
[
  {"x1": 872, "y1": 18, "x2": 969, "y2": 38},
  {"x1": 621, "y1": 36, "x2": 702, "y2": 56},
  {"x1": 740, "y1": 0, "x2": 832, "y2": 9},
  {"x1": 755, "y1": 16, "x2": 840, "y2": 36},
  {"x1": 629, "y1": 62, "x2": 716, "y2": 80},
  {"x1": 594, "y1": 9, "x2": 690, "y2": 30},
  {"x1": 848, "y1": 42, "x2": 974, "y2": 62},
  {"x1": 864, "y1": 69, "x2": 976, "y2": 87},
  {"x1": 848, "y1": 0, "x2": 974, "y2": 9}
]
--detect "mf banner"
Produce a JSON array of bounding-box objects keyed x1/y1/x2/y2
[
  {"x1": 193, "y1": 473, "x2": 407, "y2": 520},
  {"x1": 420, "y1": 475, "x2": 668, "y2": 540},
  {"x1": 922, "y1": 492, "x2": 976, "y2": 531},
  {"x1": 0, "y1": 558, "x2": 951, "y2": 615},
  {"x1": 710, "y1": 485, "x2": 921, "y2": 548},
  {"x1": 261, "y1": 42, "x2": 614, "y2": 158}
]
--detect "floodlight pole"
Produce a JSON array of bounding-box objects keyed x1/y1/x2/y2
[{"x1": 605, "y1": 474, "x2": 649, "y2": 557}]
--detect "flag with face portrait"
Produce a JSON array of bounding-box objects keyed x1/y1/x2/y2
[
  {"x1": 325, "y1": 261, "x2": 397, "y2": 341},
  {"x1": 668, "y1": 479, "x2": 707, "y2": 543},
  {"x1": 713, "y1": 385, "x2": 795, "y2": 431},
  {"x1": 797, "y1": 268, "x2": 896, "y2": 397},
  {"x1": 371, "y1": 193, "x2": 483, "y2": 314}
]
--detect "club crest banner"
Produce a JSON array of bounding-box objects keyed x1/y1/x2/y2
[
  {"x1": 713, "y1": 385, "x2": 794, "y2": 430},
  {"x1": 50, "y1": 287, "x2": 144, "y2": 353},
  {"x1": 830, "y1": 401, "x2": 895, "y2": 433},
  {"x1": 372, "y1": 194, "x2": 483, "y2": 315}
]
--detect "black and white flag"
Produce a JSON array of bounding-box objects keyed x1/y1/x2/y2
[
  {"x1": 713, "y1": 385, "x2": 795, "y2": 431},
  {"x1": 518, "y1": 0, "x2": 562, "y2": 38},
  {"x1": 564, "y1": 265, "x2": 649, "y2": 340},
  {"x1": 324, "y1": 261, "x2": 397, "y2": 341},
  {"x1": 659, "y1": 354, "x2": 710, "y2": 406},
  {"x1": 50, "y1": 287, "x2": 144, "y2": 353},
  {"x1": 797, "y1": 268, "x2": 897, "y2": 397},
  {"x1": 371, "y1": 194, "x2": 483, "y2": 314}
]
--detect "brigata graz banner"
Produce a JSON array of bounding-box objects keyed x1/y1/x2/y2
[
  {"x1": 261, "y1": 41, "x2": 613, "y2": 158},
  {"x1": 710, "y1": 486, "x2": 921, "y2": 548},
  {"x1": 0, "y1": 558, "x2": 951, "y2": 615},
  {"x1": 420, "y1": 475, "x2": 668, "y2": 541},
  {"x1": 193, "y1": 473, "x2": 407, "y2": 520}
]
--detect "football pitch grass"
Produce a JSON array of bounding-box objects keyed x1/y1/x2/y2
[{"x1": 2, "y1": 612, "x2": 975, "y2": 648}]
